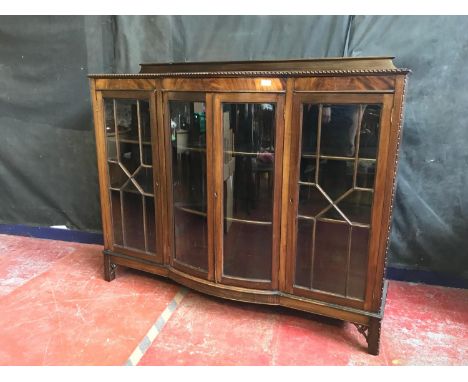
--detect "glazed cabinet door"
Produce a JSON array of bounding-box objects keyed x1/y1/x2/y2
[
  {"x1": 163, "y1": 93, "x2": 214, "y2": 279},
  {"x1": 96, "y1": 90, "x2": 163, "y2": 264},
  {"x1": 286, "y1": 93, "x2": 393, "y2": 308},
  {"x1": 213, "y1": 93, "x2": 285, "y2": 290}
]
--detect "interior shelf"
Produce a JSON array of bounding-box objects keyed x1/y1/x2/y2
[
  {"x1": 301, "y1": 153, "x2": 376, "y2": 162},
  {"x1": 109, "y1": 186, "x2": 154, "y2": 198},
  {"x1": 174, "y1": 146, "x2": 275, "y2": 158},
  {"x1": 174, "y1": 204, "x2": 207, "y2": 217},
  {"x1": 224, "y1": 216, "x2": 272, "y2": 226},
  {"x1": 297, "y1": 214, "x2": 370, "y2": 228},
  {"x1": 108, "y1": 136, "x2": 152, "y2": 145},
  {"x1": 107, "y1": 159, "x2": 152, "y2": 169}
]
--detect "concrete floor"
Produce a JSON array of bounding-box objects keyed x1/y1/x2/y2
[{"x1": 0, "y1": 234, "x2": 466, "y2": 365}]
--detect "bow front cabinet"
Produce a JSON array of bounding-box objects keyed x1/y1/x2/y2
[{"x1": 89, "y1": 57, "x2": 408, "y2": 355}]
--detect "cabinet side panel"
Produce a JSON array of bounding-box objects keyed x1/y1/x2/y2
[
  {"x1": 90, "y1": 80, "x2": 113, "y2": 249},
  {"x1": 362, "y1": 94, "x2": 393, "y2": 311},
  {"x1": 370, "y1": 74, "x2": 408, "y2": 312},
  {"x1": 279, "y1": 78, "x2": 295, "y2": 292}
]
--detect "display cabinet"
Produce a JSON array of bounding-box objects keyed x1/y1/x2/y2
[{"x1": 89, "y1": 57, "x2": 409, "y2": 355}]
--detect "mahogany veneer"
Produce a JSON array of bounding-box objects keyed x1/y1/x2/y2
[{"x1": 89, "y1": 57, "x2": 409, "y2": 355}]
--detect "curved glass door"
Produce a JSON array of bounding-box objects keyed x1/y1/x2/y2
[
  {"x1": 214, "y1": 94, "x2": 284, "y2": 289},
  {"x1": 165, "y1": 94, "x2": 210, "y2": 278}
]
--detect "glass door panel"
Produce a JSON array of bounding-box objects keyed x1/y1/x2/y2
[
  {"x1": 219, "y1": 100, "x2": 279, "y2": 284},
  {"x1": 168, "y1": 99, "x2": 208, "y2": 273},
  {"x1": 103, "y1": 96, "x2": 159, "y2": 260},
  {"x1": 294, "y1": 101, "x2": 382, "y2": 301}
]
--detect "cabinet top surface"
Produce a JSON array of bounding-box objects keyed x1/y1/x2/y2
[{"x1": 89, "y1": 57, "x2": 410, "y2": 78}]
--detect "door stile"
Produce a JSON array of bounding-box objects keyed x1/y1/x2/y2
[
  {"x1": 205, "y1": 93, "x2": 215, "y2": 281},
  {"x1": 278, "y1": 78, "x2": 295, "y2": 292},
  {"x1": 90, "y1": 80, "x2": 113, "y2": 250}
]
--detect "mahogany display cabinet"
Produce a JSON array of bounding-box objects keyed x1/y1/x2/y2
[{"x1": 89, "y1": 57, "x2": 409, "y2": 355}]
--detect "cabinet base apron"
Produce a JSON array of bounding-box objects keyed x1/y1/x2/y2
[{"x1": 103, "y1": 250, "x2": 387, "y2": 356}]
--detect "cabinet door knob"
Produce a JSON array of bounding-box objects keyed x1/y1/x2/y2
[
  {"x1": 214, "y1": 192, "x2": 218, "y2": 198},
  {"x1": 289, "y1": 197, "x2": 293, "y2": 204}
]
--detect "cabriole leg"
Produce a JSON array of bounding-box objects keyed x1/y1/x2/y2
[{"x1": 103, "y1": 253, "x2": 117, "y2": 282}]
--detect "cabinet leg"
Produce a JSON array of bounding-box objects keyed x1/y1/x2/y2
[
  {"x1": 103, "y1": 253, "x2": 117, "y2": 282},
  {"x1": 367, "y1": 318, "x2": 382, "y2": 356},
  {"x1": 354, "y1": 318, "x2": 382, "y2": 356}
]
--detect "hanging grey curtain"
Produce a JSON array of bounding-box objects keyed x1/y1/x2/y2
[{"x1": 0, "y1": 15, "x2": 467, "y2": 280}]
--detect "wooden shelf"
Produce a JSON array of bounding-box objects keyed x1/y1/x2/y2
[
  {"x1": 224, "y1": 216, "x2": 272, "y2": 226},
  {"x1": 107, "y1": 136, "x2": 152, "y2": 145},
  {"x1": 174, "y1": 204, "x2": 207, "y2": 217},
  {"x1": 301, "y1": 153, "x2": 376, "y2": 162},
  {"x1": 297, "y1": 214, "x2": 370, "y2": 228},
  {"x1": 109, "y1": 186, "x2": 154, "y2": 198}
]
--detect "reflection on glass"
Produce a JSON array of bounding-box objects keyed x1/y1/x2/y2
[
  {"x1": 293, "y1": 103, "x2": 382, "y2": 299},
  {"x1": 110, "y1": 190, "x2": 123, "y2": 246},
  {"x1": 170, "y1": 100, "x2": 208, "y2": 271},
  {"x1": 298, "y1": 186, "x2": 328, "y2": 217},
  {"x1": 318, "y1": 159, "x2": 354, "y2": 200},
  {"x1": 295, "y1": 218, "x2": 313, "y2": 288},
  {"x1": 134, "y1": 168, "x2": 154, "y2": 194},
  {"x1": 122, "y1": 191, "x2": 145, "y2": 251},
  {"x1": 359, "y1": 105, "x2": 381, "y2": 159},
  {"x1": 323, "y1": 190, "x2": 372, "y2": 225},
  {"x1": 142, "y1": 146, "x2": 153, "y2": 166},
  {"x1": 104, "y1": 98, "x2": 156, "y2": 255},
  {"x1": 356, "y1": 160, "x2": 375, "y2": 188},
  {"x1": 108, "y1": 162, "x2": 127, "y2": 189},
  {"x1": 348, "y1": 227, "x2": 369, "y2": 300},
  {"x1": 312, "y1": 222, "x2": 349, "y2": 295},
  {"x1": 321, "y1": 105, "x2": 361, "y2": 157},
  {"x1": 221, "y1": 103, "x2": 275, "y2": 281},
  {"x1": 145, "y1": 197, "x2": 156, "y2": 254},
  {"x1": 300, "y1": 105, "x2": 319, "y2": 183}
]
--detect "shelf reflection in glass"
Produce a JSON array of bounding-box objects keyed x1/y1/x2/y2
[
  {"x1": 221, "y1": 102, "x2": 276, "y2": 281},
  {"x1": 170, "y1": 100, "x2": 208, "y2": 271}
]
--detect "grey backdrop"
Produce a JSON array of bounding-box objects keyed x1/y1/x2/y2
[{"x1": 0, "y1": 16, "x2": 467, "y2": 279}]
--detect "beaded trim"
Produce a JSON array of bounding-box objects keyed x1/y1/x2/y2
[{"x1": 88, "y1": 68, "x2": 410, "y2": 78}]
